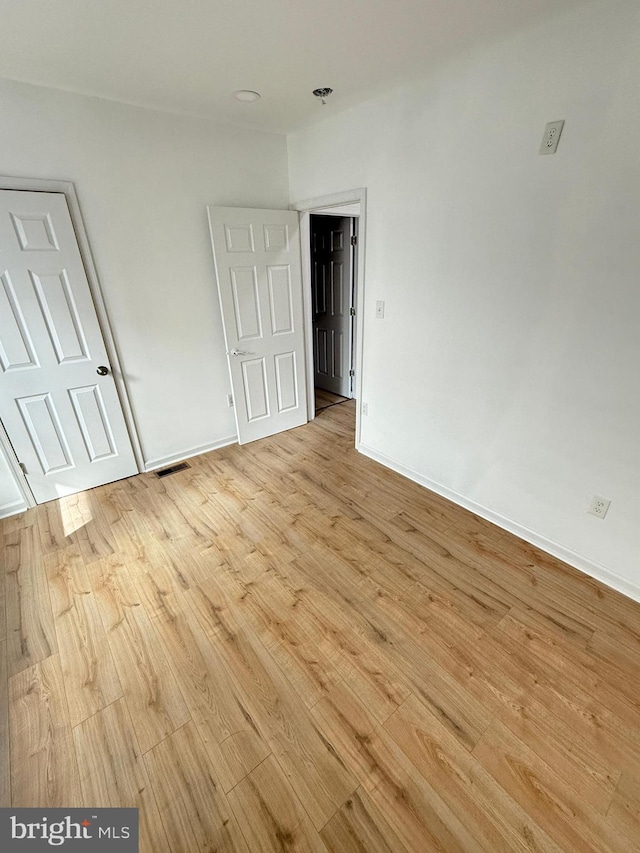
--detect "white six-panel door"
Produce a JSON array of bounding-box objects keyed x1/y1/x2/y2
[
  {"x1": 208, "y1": 206, "x2": 308, "y2": 444},
  {"x1": 0, "y1": 190, "x2": 137, "y2": 503}
]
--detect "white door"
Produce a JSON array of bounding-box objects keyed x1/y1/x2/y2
[
  {"x1": 208, "y1": 206, "x2": 308, "y2": 444},
  {"x1": 311, "y1": 215, "x2": 353, "y2": 397},
  {"x1": 0, "y1": 190, "x2": 137, "y2": 503}
]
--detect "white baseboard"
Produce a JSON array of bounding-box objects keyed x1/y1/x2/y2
[
  {"x1": 357, "y1": 442, "x2": 640, "y2": 606},
  {"x1": 144, "y1": 435, "x2": 237, "y2": 473},
  {"x1": 0, "y1": 498, "x2": 28, "y2": 520}
]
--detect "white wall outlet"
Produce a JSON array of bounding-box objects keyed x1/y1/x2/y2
[
  {"x1": 539, "y1": 120, "x2": 564, "y2": 155},
  {"x1": 227, "y1": 393, "x2": 234, "y2": 407},
  {"x1": 362, "y1": 402, "x2": 368, "y2": 416},
  {"x1": 375, "y1": 300, "x2": 385, "y2": 319},
  {"x1": 588, "y1": 495, "x2": 610, "y2": 519}
]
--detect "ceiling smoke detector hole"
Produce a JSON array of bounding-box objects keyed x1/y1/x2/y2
[{"x1": 234, "y1": 90, "x2": 261, "y2": 102}]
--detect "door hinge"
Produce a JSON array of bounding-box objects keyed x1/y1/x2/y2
[
  {"x1": 349, "y1": 369, "x2": 355, "y2": 377},
  {"x1": 349, "y1": 306, "x2": 356, "y2": 316},
  {"x1": 350, "y1": 235, "x2": 358, "y2": 246},
  {"x1": 19, "y1": 462, "x2": 27, "y2": 475}
]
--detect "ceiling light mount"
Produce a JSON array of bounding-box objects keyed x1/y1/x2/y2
[
  {"x1": 233, "y1": 90, "x2": 261, "y2": 102},
  {"x1": 312, "y1": 87, "x2": 333, "y2": 105}
]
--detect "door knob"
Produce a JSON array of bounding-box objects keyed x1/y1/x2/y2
[
  {"x1": 229, "y1": 348, "x2": 253, "y2": 356},
  {"x1": 96, "y1": 365, "x2": 109, "y2": 376}
]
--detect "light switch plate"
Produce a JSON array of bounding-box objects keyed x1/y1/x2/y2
[
  {"x1": 375, "y1": 300, "x2": 385, "y2": 319},
  {"x1": 539, "y1": 120, "x2": 564, "y2": 155}
]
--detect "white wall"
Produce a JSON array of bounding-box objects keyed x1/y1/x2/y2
[
  {"x1": 0, "y1": 78, "x2": 289, "y2": 510},
  {"x1": 288, "y1": 0, "x2": 640, "y2": 597}
]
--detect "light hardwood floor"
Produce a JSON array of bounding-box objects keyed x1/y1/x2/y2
[
  {"x1": 314, "y1": 388, "x2": 350, "y2": 411},
  {"x1": 2, "y1": 399, "x2": 640, "y2": 851}
]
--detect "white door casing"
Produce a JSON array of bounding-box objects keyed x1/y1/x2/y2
[
  {"x1": 0, "y1": 190, "x2": 137, "y2": 503},
  {"x1": 311, "y1": 215, "x2": 353, "y2": 397},
  {"x1": 208, "y1": 206, "x2": 308, "y2": 444}
]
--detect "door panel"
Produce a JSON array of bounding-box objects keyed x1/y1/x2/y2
[
  {"x1": 332, "y1": 330, "x2": 344, "y2": 379},
  {"x1": 242, "y1": 357, "x2": 269, "y2": 422},
  {"x1": 274, "y1": 351, "x2": 298, "y2": 411},
  {"x1": 267, "y1": 266, "x2": 294, "y2": 335},
  {"x1": 68, "y1": 384, "x2": 117, "y2": 461},
  {"x1": 310, "y1": 215, "x2": 353, "y2": 396},
  {"x1": 209, "y1": 206, "x2": 308, "y2": 444},
  {"x1": 331, "y1": 260, "x2": 344, "y2": 317},
  {"x1": 11, "y1": 211, "x2": 59, "y2": 251},
  {"x1": 0, "y1": 190, "x2": 137, "y2": 503},
  {"x1": 315, "y1": 328, "x2": 328, "y2": 376},
  {"x1": 31, "y1": 270, "x2": 90, "y2": 363},
  {"x1": 230, "y1": 267, "x2": 261, "y2": 340},
  {"x1": 17, "y1": 392, "x2": 72, "y2": 473},
  {"x1": 0, "y1": 271, "x2": 38, "y2": 371}
]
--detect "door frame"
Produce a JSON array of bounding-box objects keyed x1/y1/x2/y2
[
  {"x1": 0, "y1": 175, "x2": 144, "y2": 509},
  {"x1": 309, "y1": 213, "x2": 356, "y2": 399},
  {"x1": 290, "y1": 188, "x2": 367, "y2": 448}
]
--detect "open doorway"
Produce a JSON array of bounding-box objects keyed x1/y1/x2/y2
[
  {"x1": 292, "y1": 191, "x2": 365, "y2": 435},
  {"x1": 309, "y1": 212, "x2": 358, "y2": 414},
  {"x1": 291, "y1": 188, "x2": 366, "y2": 446}
]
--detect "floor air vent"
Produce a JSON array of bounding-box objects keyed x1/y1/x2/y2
[{"x1": 155, "y1": 462, "x2": 191, "y2": 478}]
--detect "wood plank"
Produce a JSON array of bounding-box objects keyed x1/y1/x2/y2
[
  {"x1": 73, "y1": 698, "x2": 171, "y2": 853},
  {"x1": 150, "y1": 580, "x2": 270, "y2": 793},
  {"x1": 57, "y1": 490, "x2": 114, "y2": 564},
  {"x1": 45, "y1": 546, "x2": 122, "y2": 726},
  {"x1": 337, "y1": 717, "x2": 481, "y2": 851},
  {"x1": 0, "y1": 639, "x2": 9, "y2": 806},
  {"x1": 606, "y1": 767, "x2": 640, "y2": 846},
  {"x1": 5, "y1": 525, "x2": 57, "y2": 676},
  {"x1": 588, "y1": 628, "x2": 640, "y2": 691},
  {"x1": 187, "y1": 579, "x2": 358, "y2": 830},
  {"x1": 320, "y1": 787, "x2": 409, "y2": 853},
  {"x1": 384, "y1": 693, "x2": 565, "y2": 852},
  {"x1": 127, "y1": 545, "x2": 195, "y2": 621},
  {"x1": 240, "y1": 561, "x2": 410, "y2": 724},
  {"x1": 0, "y1": 534, "x2": 6, "y2": 642},
  {"x1": 315, "y1": 389, "x2": 348, "y2": 410},
  {"x1": 495, "y1": 608, "x2": 639, "y2": 709},
  {"x1": 310, "y1": 680, "x2": 392, "y2": 789},
  {"x1": 36, "y1": 499, "x2": 75, "y2": 555},
  {"x1": 9, "y1": 654, "x2": 81, "y2": 806},
  {"x1": 461, "y1": 630, "x2": 640, "y2": 774},
  {"x1": 472, "y1": 718, "x2": 629, "y2": 853},
  {"x1": 227, "y1": 755, "x2": 328, "y2": 853},
  {"x1": 310, "y1": 681, "x2": 482, "y2": 851},
  {"x1": 144, "y1": 721, "x2": 249, "y2": 853},
  {"x1": 218, "y1": 570, "x2": 340, "y2": 708},
  {"x1": 89, "y1": 555, "x2": 191, "y2": 754}
]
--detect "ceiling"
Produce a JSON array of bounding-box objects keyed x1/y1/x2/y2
[{"x1": 0, "y1": 0, "x2": 590, "y2": 135}]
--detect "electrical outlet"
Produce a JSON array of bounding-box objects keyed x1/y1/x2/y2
[
  {"x1": 227, "y1": 393, "x2": 234, "y2": 407},
  {"x1": 539, "y1": 120, "x2": 564, "y2": 155},
  {"x1": 588, "y1": 495, "x2": 610, "y2": 519},
  {"x1": 362, "y1": 402, "x2": 368, "y2": 416}
]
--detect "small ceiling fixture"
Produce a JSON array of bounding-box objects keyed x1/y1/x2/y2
[
  {"x1": 233, "y1": 90, "x2": 261, "y2": 102},
  {"x1": 313, "y1": 87, "x2": 333, "y2": 105}
]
